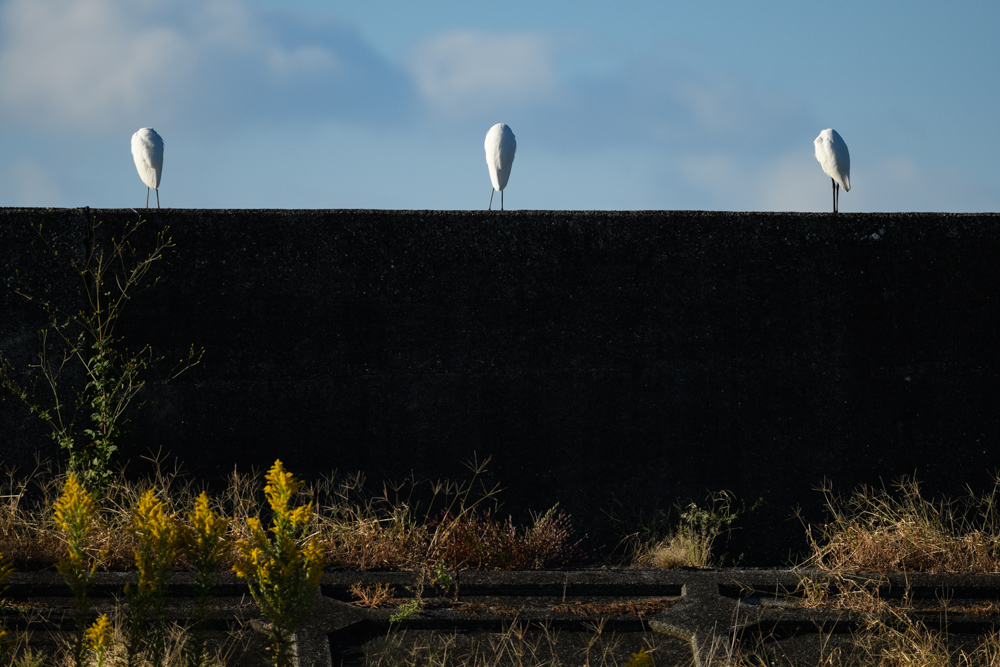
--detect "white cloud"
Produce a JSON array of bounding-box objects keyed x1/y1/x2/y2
[
  {"x1": 408, "y1": 31, "x2": 556, "y2": 114},
  {"x1": 0, "y1": 0, "x2": 415, "y2": 131},
  {"x1": 0, "y1": 0, "x2": 188, "y2": 129}
]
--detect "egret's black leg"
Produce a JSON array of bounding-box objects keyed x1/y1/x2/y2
[
  {"x1": 489, "y1": 188, "x2": 494, "y2": 211},
  {"x1": 146, "y1": 187, "x2": 150, "y2": 209},
  {"x1": 155, "y1": 189, "x2": 160, "y2": 210},
  {"x1": 501, "y1": 190, "x2": 504, "y2": 211}
]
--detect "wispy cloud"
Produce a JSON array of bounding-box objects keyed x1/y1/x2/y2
[
  {"x1": 408, "y1": 31, "x2": 557, "y2": 115},
  {"x1": 0, "y1": 0, "x2": 186, "y2": 130},
  {"x1": 0, "y1": 0, "x2": 416, "y2": 132}
]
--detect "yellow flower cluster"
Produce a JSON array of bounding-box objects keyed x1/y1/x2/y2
[
  {"x1": 130, "y1": 489, "x2": 180, "y2": 596},
  {"x1": 233, "y1": 460, "x2": 325, "y2": 641},
  {"x1": 626, "y1": 647, "x2": 654, "y2": 667},
  {"x1": 185, "y1": 491, "x2": 231, "y2": 571},
  {"x1": 53, "y1": 473, "x2": 102, "y2": 586},
  {"x1": 86, "y1": 613, "x2": 112, "y2": 667},
  {"x1": 0, "y1": 624, "x2": 11, "y2": 661},
  {"x1": 53, "y1": 473, "x2": 99, "y2": 563},
  {"x1": 301, "y1": 538, "x2": 325, "y2": 589},
  {"x1": 263, "y1": 460, "x2": 314, "y2": 532}
]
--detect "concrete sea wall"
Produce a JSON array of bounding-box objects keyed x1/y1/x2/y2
[{"x1": 2, "y1": 208, "x2": 999, "y2": 563}]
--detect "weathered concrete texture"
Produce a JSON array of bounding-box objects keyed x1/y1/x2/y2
[
  {"x1": 2, "y1": 209, "x2": 1000, "y2": 563},
  {"x1": 3, "y1": 571, "x2": 267, "y2": 663},
  {"x1": 9, "y1": 569, "x2": 1000, "y2": 667},
  {"x1": 315, "y1": 569, "x2": 1000, "y2": 667}
]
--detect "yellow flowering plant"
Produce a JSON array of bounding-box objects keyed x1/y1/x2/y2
[
  {"x1": 128, "y1": 489, "x2": 181, "y2": 667},
  {"x1": 85, "y1": 613, "x2": 112, "y2": 667},
  {"x1": 233, "y1": 460, "x2": 325, "y2": 667},
  {"x1": 53, "y1": 473, "x2": 101, "y2": 586},
  {"x1": 52, "y1": 473, "x2": 103, "y2": 667},
  {"x1": 0, "y1": 624, "x2": 11, "y2": 666},
  {"x1": 183, "y1": 491, "x2": 232, "y2": 667},
  {"x1": 131, "y1": 489, "x2": 181, "y2": 598},
  {"x1": 185, "y1": 491, "x2": 232, "y2": 573},
  {"x1": 626, "y1": 646, "x2": 655, "y2": 667}
]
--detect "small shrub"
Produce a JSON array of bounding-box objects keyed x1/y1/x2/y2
[
  {"x1": 350, "y1": 582, "x2": 396, "y2": 608},
  {"x1": 0, "y1": 219, "x2": 202, "y2": 488},
  {"x1": 635, "y1": 491, "x2": 753, "y2": 569},
  {"x1": 388, "y1": 599, "x2": 421, "y2": 623}
]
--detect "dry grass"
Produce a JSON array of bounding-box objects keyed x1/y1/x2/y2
[
  {"x1": 0, "y1": 462, "x2": 63, "y2": 568},
  {"x1": 1, "y1": 455, "x2": 583, "y2": 573},
  {"x1": 0, "y1": 455, "x2": 227, "y2": 571},
  {"x1": 811, "y1": 620, "x2": 1000, "y2": 667},
  {"x1": 431, "y1": 505, "x2": 582, "y2": 570},
  {"x1": 720, "y1": 609, "x2": 1000, "y2": 667},
  {"x1": 315, "y1": 458, "x2": 583, "y2": 571},
  {"x1": 755, "y1": 477, "x2": 1000, "y2": 667},
  {"x1": 361, "y1": 619, "x2": 657, "y2": 667},
  {"x1": 349, "y1": 582, "x2": 399, "y2": 608},
  {"x1": 636, "y1": 532, "x2": 712, "y2": 570},
  {"x1": 803, "y1": 477, "x2": 1000, "y2": 574},
  {"x1": 631, "y1": 491, "x2": 749, "y2": 569},
  {"x1": 794, "y1": 573, "x2": 897, "y2": 615},
  {"x1": 2, "y1": 606, "x2": 258, "y2": 666}
]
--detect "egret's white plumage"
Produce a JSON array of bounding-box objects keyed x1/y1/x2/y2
[
  {"x1": 485, "y1": 123, "x2": 516, "y2": 211},
  {"x1": 131, "y1": 127, "x2": 163, "y2": 209},
  {"x1": 814, "y1": 128, "x2": 850, "y2": 213}
]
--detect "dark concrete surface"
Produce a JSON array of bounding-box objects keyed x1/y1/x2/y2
[
  {"x1": 2, "y1": 208, "x2": 1000, "y2": 565},
  {"x1": 7, "y1": 569, "x2": 1000, "y2": 667}
]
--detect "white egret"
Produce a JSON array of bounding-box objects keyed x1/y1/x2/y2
[
  {"x1": 814, "y1": 128, "x2": 850, "y2": 213},
  {"x1": 131, "y1": 127, "x2": 164, "y2": 209},
  {"x1": 484, "y1": 123, "x2": 516, "y2": 211}
]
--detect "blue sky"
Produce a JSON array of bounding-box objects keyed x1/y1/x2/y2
[{"x1": 0, "y1": 0, "x2": 997, "y2": 212}]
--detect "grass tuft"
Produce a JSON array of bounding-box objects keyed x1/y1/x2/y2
[
  {"x1": 804, "y1": 477, "x2": 1000, "y2": 574},
  {"x1": 629, "y1": 491, "x2": 752, "y2": 569}
]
